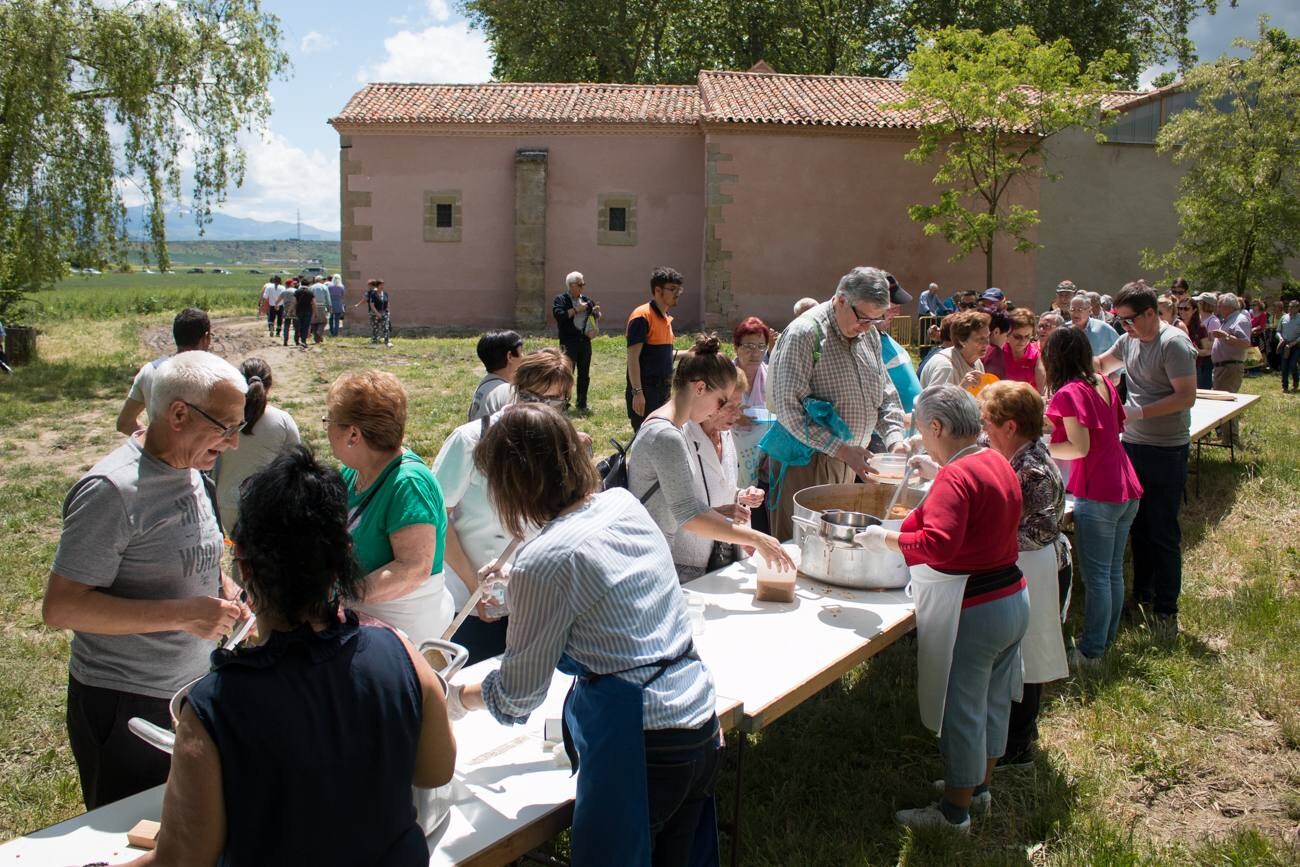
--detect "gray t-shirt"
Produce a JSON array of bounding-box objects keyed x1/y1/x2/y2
[
  {"x1": 1106, "y1": 323, "x2": 1198, "y2": 447},
  {"x1": 213, "y1": 404, "x2": 301, "y2": 533},
  {"x1": 52, "y1": 436, "x2": 223, "y2": 699},
  {"x1": 468, "y1": 373, "x2": 509, "y2": 422},
  {"x1": 626, "y1": 417, "x2": 712, "y2": 560}
]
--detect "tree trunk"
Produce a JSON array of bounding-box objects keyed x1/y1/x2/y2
[
  {"x1": 4, "y1": 325, "x2": 37, "y2": 365},
  {"x1": 986, "y1": 249, "x2": 994, "y2": 290}
]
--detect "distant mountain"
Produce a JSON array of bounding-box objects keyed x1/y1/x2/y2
[{"x1": 124, "y1": 207, "x2": 339, "y2": 242}]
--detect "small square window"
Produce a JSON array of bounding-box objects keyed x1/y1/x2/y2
[
  {"x1": 597, "y1": 194, "x2": 636, "y2": 246},
  {"x1": 608, "y1": 207, "x2": 627, "y2": 233},
  {"x1": 435, "y1": 203, "x2": 453, "y2": 228}
]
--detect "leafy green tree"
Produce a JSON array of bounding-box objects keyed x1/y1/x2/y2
[
  {"x1": 0, "y1": 0, "x2": 288, "y2": 318},
  {"x1": 895, "y1": 26, "x2": 1126, "y2": 288},
  {"x1": 1143, "y1": 21, "x2": 1300, "y2": 297}
]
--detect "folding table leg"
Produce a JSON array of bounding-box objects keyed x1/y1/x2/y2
[{"x1": 728, "y1": 731, "x2": 749, "y2": 867}]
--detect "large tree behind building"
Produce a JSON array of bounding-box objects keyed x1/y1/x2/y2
[
  {"x1": 895, "y1": 26, "x2": 1125, "y2": 289},
  {"x1": 462, "y1": 0, "x2": 1230, "y2": 86},
  {"x1": 1142, "y1": 22, "x2": 1300, "y2": 297},
  {"x1": 0, "y1": 0, "x2": 288, "y2": 318}
]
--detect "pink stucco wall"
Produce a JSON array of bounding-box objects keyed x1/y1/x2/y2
[
  {"x1": 706, "y1": 129, "x2": 1041, "y2": 330},
  {"x1": 343, "y1": 130, "x2": 704, "y2": 331}
]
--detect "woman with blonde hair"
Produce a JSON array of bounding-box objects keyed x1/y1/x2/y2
[{"x1": 325, "y1": 370, "x2": 451, "y2": 645}]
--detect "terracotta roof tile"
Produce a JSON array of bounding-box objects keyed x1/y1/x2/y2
[
  {"x1": 697, "y1": 70, "x2": 927, "y2": 129},
  {"x1": 331, "y1": 82, "x2": 699, "y2": 126}
]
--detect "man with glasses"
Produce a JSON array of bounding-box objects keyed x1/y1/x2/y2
[
  {"x1": 1095, "y1": 283, "x2": 1198, "y2": 637},
  {"x1": 626, "y1": 266, "x2": 684, "y2": 431},
  {"x1": 1067, "y1": 293, "x2": 1119, "y2": 357},
  {"x1": 44, "y1": 351, "x2": 251, "y2": 809},
  {"x1": 553, "y1": 270, "x2": 600, "y2": 413},
  {"x1": 116, "y1": 307, "x2": 212, "y2": 436},
  {"x1": 469, "y1": 330, "x2": 524, "y2": 422},
  {"x1": 766, "y1": 266, "x2": 907, "y2": 540}
]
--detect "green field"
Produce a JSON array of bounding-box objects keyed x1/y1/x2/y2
[{"x1": 0, "y1": 313, "x2": 1297, "y2": 864}]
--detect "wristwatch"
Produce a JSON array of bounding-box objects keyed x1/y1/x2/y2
[{"x1": 631, "y1": 387, "x2": 643, "y2": 395}]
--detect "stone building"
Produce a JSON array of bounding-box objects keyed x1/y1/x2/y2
[{"x1": 329, "y1": 69, "x2": 1189, "y2": 332}]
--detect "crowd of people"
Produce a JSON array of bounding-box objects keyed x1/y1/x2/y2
[{"x1": 35, "y1": 262, "x2": 1273, "y2": 863}]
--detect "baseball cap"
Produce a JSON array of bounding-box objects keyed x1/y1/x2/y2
[
  {"x1": 981, "y1": 287, "x2": 1005, "y2": 302},
  {"x1": 885, "y1": 273, "x2": 912, "y2": 305},
  {"x1": 1055, "y1": 281, "x2": 1076, "y2": 295},
  {"x1": 1192, "y1": 292, "x2": 1217, "y2": 305}
]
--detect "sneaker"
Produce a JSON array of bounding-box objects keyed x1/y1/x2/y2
[
  {"x1": 1153, "y1": 613, "x2": 1179, "y2": 641},
  {"x1": 995, "y1": 748, "x2": 1036, "y2": 770},
  {"x1": 1068, "y1": 647, "x2": 1101, "y2": 673},
  {"x1": 0, "y1": 359, "x2": 12, "y2": 375},
  {"x1": 931, "y1": 781, "x2": 991, "y2": 813},
  {"x1": 895, "y1": 802, "x2": 970, "y2": 833}
]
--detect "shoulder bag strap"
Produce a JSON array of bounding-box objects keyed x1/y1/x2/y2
[{"x1": 347, "y1": 453, "x2": 421, "y2": 530}]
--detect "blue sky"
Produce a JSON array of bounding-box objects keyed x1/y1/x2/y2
[{"x1": 197, "y1": 0, "x2": 1298, "y2": 232}]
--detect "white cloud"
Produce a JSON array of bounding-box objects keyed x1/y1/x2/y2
[
  {"x1": 300, "y1": 30, "x2": 336, "y2": 54},
  {"x1": 426, "y1": 0, "x2": 451, "y2": 22},
  {"x1": 358, "y1": 23, "x2": 493, "y2": 83},
  {"x1": 210, "y1": 129, "x2": 339, "y2": 230}
]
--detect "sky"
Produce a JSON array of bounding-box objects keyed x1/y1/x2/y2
[{"x1": 192, "y1": 0, "x2": 1299, "y2": 232}]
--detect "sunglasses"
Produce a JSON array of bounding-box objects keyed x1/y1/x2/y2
[
  {"x1": 186, "y1": 401, "x2": 245, "y2": 439},
  {"x1": 1177, "y1": 304, "x2": 1193, "y2": 311},
  {"x1": 517, "y1": 390, "x2": 571, "y2": 413},
  {"x1": 1115, "y1": 312, "x2": 1143, "y2": 327}
]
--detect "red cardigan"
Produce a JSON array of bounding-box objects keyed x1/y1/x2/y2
[{"x1": 897, "y1": 449, "x2": 1022, "y2": 573}]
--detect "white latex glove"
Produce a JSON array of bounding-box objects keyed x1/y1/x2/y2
[
  {"x1": 446, "y1": 683, "x2": 469, "y2": 721},
  {"x1": 1122, "y1": 400, "x2": 1145, "y2": 420},
  {"x1": 902, "y1": 433, "x2": 925, "y2": 455},
  {"x1": 908, "y1": 454, "x2": 941, "y2": 481},
  {"x1": 476, "y1": 560, "x2": 512, "y2": 590},
  {"x1": 854, "y1": 525, "x2": 889, "y2": 552}
]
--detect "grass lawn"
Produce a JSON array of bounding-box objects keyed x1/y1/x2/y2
[{"x1": 0, "y1": 312, "x2": 1297, "y2": 863}]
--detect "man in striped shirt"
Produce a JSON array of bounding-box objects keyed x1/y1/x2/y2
[{"x1": 767, "y1": 266, "x2": 907, "y2": 540}]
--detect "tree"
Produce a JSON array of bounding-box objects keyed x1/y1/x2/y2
[
  {"x1": 1142, "y1": 21, "x2": 1300, "y2": 297},
  {"x1": 463, "y1": 0, "x2": 1232, "y2": 88},
  {"x1": 0, "y1": 0, "x2": 288, "y2": 319},
  {"x1": 895, "y1": 26, "x2": 1126, "y2": 289}
]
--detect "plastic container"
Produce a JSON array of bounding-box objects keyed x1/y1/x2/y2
[
  {"x1": 868, "y1": 453, "x2": 909, "y2": 480},
  {"x1": 683, "y1": 592, "x2": 707, "y2": 635},
  {"x1": 755, "y1": 556, "x2": 798, "y2": 603}
]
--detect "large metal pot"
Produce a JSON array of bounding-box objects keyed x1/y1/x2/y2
[
  {"x1": 129, "y1": 636, "x2": 468, "y2": 836},
  {"x1": 791, "y1": 483, "x2": 924, "y2": 589}
]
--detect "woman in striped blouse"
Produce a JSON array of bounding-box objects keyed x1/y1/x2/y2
[{"x1": 448, "y1": 403, "x2": 721, "y2": 867}]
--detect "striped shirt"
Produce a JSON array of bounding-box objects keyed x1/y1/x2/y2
[
  {"x1": 767, "y1": 300, "x2": 905, "y2": 455},
  {"x1": 480, "y1": 488, "x2": 716, "y2": 731}
]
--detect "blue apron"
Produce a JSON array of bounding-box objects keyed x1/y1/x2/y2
[{"x1": 559, "y1": 648, "x2": 719, "y2": 867}]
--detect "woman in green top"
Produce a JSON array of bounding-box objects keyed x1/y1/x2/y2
[{"x1": 324, "y1": 370, "x2": 452, "y2": 644}]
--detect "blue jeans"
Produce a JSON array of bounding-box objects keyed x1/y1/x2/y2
[
  {"x1": 329, "y1": 310, "x2": 343, "y2": 337},
  {"x1": 940, "y1": 589, "x2": 1030, "y2": 787},
  {"x1": 1282, "y1": 345, "x2": 1300, "y2": 390},
  {"x1": 644, "y1": 714, "x2": 720, "y2": 866},
  {"x1": 1125, "y1": 442, "x2": 1189, "y2": 616},
  {"x1": 1073, "y1": 497, "x2": 1140, "y2": 658}
]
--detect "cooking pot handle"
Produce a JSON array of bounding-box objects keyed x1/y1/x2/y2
[
  {"x1": 419, "y1": 638, "x2": 470, "y2": 680},
  {"x1": 128, "y1": 716, "x2": 176, "y2": 755}
]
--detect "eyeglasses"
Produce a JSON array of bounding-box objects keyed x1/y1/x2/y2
[
  {"x1": 737, "y1": 342, "x2": 766, "y2": 352},
  {"x1": 1009, "y1": 331, "x2": 1034, "y2": 342},
  {"x1": 848, "y1": 303, "x2": 888, "y2": 326},
  {"x1": 185, "y1": 401, "x2": 245, "y2": 439},
  {"x1": 661, "y1": 284, "x2": 684, "y2": 295},
  {"x1": 320, "y1": 415, "x2": 346, "y2": 429},
  {"x1": 517, "y1": 390, "x2": 571, "y2": 413},
  {"x1": 1176, "y1": 304, "x2": 1193, "y2": 311}
]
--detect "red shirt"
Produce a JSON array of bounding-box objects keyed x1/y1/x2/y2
[{"x1": 897, "y1": 449, "x2": 1022, "y2": 573}]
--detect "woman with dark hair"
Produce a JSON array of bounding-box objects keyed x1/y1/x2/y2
[
  {"x1": 920, "y1": 310, "x2": 991, "y2": 391},
  {"x1": 627, "y1": 334, "x2": 793, "y2": 580},
  {"x1": 1044, "y1": 327, "x2": 1142, "y2": 667},
  {"x1": 212, "y1": 358, "x2": 301, "y2": 534},
  {"x1": 126, "y1": 446, "x2": 456, "y2": 867},
  {"x1": 450, "y1": 404, "x2": 722, "y2": 867}
]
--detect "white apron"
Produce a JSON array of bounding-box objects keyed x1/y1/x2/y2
[
  {"x1": 908, "y1": 562, "x2": 969, "y2": 734},
  {"x1": 352, "y1": 573, "x2": 454, "y2": 648},
  {"x1": 1015, "y1": 545, "x2": 1068, "y2": 684}
]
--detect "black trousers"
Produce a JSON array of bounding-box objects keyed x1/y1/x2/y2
[
  {"x1": 645, "y1": 714, "x2": 721, "y2": 867},
  {"x1": 627, "y1": 376, "x2": 671, "y2": 432},
  {"x1": 560, "y1": 336, "x2": 593, "y2": 409},
  {"x1": 67, "y1": 676, "x2": 172, "y2": 810},
  {"x1": 266, "y1": 305, "x2": 283, "y2": 335},
  {"x1": 1125, "y1": 442, "x2": 1190, "y2": 615}
]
